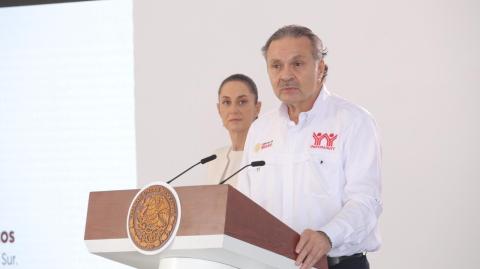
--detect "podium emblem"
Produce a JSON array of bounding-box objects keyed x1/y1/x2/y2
[{"x1": 127, "y1": 181, "x2": 181, "y2": 255}]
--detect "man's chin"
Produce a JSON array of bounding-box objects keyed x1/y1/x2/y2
[{"x1": 279, "y1": 94, "x2": 300, "y2": 104}]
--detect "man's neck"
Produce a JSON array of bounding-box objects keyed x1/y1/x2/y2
[
  {"x1": 286, "y1": 87, "x2": 322, "y2": 124},
  {"x1": 287, "y1": 105, "x2": 303, "y2": 124}
]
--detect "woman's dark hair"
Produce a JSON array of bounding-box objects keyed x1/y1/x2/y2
[{"x1": 218, "y1": 74, "x2": 258, "y2": 103}]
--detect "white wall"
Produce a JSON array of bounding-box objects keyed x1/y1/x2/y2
[{"x1": 134, "y1": 0, "x2": 480, "y2": 268}]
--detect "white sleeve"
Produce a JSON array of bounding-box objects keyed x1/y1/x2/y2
[{"x1": 320, "y1": 114, "x2": 382, "y2": 250}]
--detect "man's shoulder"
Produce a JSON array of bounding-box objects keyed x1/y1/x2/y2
[
  {"x1": 245, "y1": 108, "x2": 281, "y2": 145},
  {"x1": 325, "y1": 92, "x2": 376, "y2": 122},
  {"x1": 251, "y1": 108, "x2": 280, "y2": 129}
]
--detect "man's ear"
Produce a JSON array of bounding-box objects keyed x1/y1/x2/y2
[
  {"x1": 318, "y1": 60, "x2": 328, "y2": 82},
  {"x1": 318, "y1": 59, "x2": 325, "y2": 78}
]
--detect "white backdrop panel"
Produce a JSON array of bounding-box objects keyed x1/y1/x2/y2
[
  {"x1": 134, "y1": 1, "x2": 480, "y2": 269},
  {"x1": 0, "y1": 1, "x2": 136, "y2": 268}
]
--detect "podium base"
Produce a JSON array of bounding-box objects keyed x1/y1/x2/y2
[{"x1": 158, "y1": 257, "x2": 237, "y2": 269}]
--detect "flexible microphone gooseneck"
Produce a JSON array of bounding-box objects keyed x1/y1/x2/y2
[
  {"x1": 166, "y1": 154, "x2": 217, "y2": 184},
  {"x1": 219, "y1": 160, "x2": 265, "y2": 185}
]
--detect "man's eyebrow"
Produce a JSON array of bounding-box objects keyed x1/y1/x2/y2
[
  {"x1": 291, "y1": 55, "x2": 306, "y2": 61},
  {"x1": 269, "y1": 55, "x2": 305, "y2": 63}
]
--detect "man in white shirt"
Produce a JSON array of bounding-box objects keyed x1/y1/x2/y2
[{"x1": 238, "y1": 25, "x2": 382, "y2": 269}]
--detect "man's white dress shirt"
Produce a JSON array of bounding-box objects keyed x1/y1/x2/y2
[{"x1": 238, "y1": 86, "x2": 382, "y2": 257}]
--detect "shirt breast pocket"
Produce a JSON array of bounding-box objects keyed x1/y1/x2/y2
[
  {"x1": 305, "y1": 152, "x2": 341, "y2": 197},
  {"x1": 245, "y1": 153, "x2": 285, "y2": 206}
]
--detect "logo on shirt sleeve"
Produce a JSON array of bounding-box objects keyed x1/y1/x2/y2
[{"x1": 311, "y1": 132, "x2": 337, "y2": 150}]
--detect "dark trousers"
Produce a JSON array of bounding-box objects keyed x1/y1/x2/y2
[{"x1": 329, "y1": 254, "x2": 369, "y2": 269}]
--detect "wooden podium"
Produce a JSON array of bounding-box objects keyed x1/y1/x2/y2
[{"x1": 84, "y1": 185, "x2": 327, "y2": 269}]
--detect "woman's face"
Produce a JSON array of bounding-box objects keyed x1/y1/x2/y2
[{"x1": 217, "y1": 80, "x2": 261, "y2": 133}]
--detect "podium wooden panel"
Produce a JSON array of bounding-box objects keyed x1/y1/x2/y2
[{"x1": 84, "y1": 185, "x2": 327, "y2": 269}]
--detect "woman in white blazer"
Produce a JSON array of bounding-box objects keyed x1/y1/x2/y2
[{"x1": 206, "y1": 74, "x2": 261, "y2": 187}]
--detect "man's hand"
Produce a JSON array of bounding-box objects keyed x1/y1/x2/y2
[{"x1": 295, "y1": 229, "x2": 332, "y2": 269}]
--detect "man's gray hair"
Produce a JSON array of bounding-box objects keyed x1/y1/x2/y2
[{"x1": 261, "y1": 25, "x2": 328, "y2": 60}]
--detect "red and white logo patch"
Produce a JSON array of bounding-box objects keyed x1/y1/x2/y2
[
  {"x1": 255, "y1": 140, "x2": 273, "y2": 152},
  {"x1": 311, "y1": 132, "x2": 337, "y2": 150}
]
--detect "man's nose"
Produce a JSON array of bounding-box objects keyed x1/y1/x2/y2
[{"x1": 279, "y1": 65, "x2": 294, "y2": 80}]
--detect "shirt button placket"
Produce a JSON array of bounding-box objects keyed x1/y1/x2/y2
[{"x1": 283, "y1": 125, "x2": 296, "y2": 226}]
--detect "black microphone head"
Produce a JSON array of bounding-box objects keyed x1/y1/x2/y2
[
  {"x1": 200, "y1": 154, "x2": 217, "y2": 164},
  {"x1": 251, "y1": 160, "x2": 265, "y2": 167}
]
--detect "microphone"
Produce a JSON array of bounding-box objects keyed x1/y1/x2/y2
[
  {"x1": 219, "y1": 160, "x2": 265, "y2": 185},
  {"x1": 166, "y1": 154, "x2": 217, "y2": 184}
]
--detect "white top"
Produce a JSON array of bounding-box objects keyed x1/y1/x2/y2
[
  {"x1": 206, "y1": 146, "x2": 243, "y2": 187},
  {"x1": 238, "y1": 86, "x2": 382, "y2": 257}
]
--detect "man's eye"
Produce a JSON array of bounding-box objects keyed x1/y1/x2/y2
[
  {"x1": 294, "y1": 62, "x2": 303, "y2": 67},
  {"x1": 271, "y1": 64, "x2": 280, "y2": 69}
]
